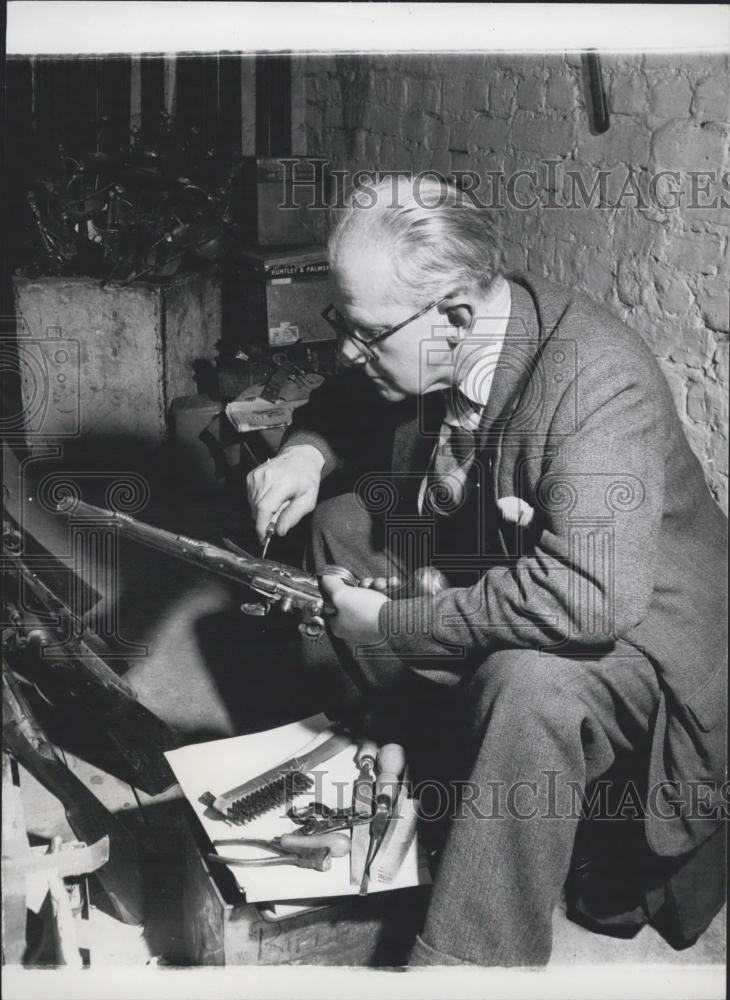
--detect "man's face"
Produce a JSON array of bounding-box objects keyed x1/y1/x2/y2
[{"x1": 332, "y1": 251, "x2": 452, "y2": 401}]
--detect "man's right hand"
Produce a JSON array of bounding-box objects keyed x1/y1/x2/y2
[{"x1": 246, "y1": 444, "x2": 325, "y2": 546}]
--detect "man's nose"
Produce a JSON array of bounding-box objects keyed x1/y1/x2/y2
[{"x1": 337, "y1": 336, "x2": 367, "y2": 367}]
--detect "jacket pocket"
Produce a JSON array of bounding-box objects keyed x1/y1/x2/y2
[{"x1": 685, "y1": 660, "x2": 728, "y2": 733}]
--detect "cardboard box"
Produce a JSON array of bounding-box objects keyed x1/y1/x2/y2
[
  {"x1": 236, "y1": 157, "x2": 328, "y2": 248},
  {"x1": 234, "y1": 245, "x2": 335, "y2": 348}
]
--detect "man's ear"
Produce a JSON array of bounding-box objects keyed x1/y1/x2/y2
[{"x1": 440, "y1": 299, "x2": 474, "y2": 347}]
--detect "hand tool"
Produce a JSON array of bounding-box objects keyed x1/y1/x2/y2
[
  {"x1": 287, "y1": 801, "x2": 371, "y2": 836},
  {"x1": 373, "y1": 782, "x2": 419, "y2": 884},
  {"x1": 199, "y1": 729, "x2": 351, "y2": 824},
  {"x1": 261, "y1": 501, "x2": 291, "y2": 558},
  {"x1": 350, "y1": 739, "x2": 378, "y2": 886},
  {"x1": 207, "y1": 844, "x2": 331, "y2": 872},
  {"x1": 213, "y1": 830, "x2": 351, "y2": 858},
  {"x1": 359, "y1": 743, "x2": 406, "y2": 896}
]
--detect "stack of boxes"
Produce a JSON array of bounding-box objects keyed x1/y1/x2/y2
[
  {"x1": 228, "y1": 156, "x2": 336, "y2": 370},
  {"x1": 170, "y1": 157, "x2": 337, "y2": 491}
]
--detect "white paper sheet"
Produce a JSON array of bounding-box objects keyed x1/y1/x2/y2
[{"x1": 165, "y1": 714, "x2": 430, "y2": 902}]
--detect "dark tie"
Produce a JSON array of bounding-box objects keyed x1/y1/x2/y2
[{"x1": 425, "y1": 390, "x2": 480, "y2": 516}]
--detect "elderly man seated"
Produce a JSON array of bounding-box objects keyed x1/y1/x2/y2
[{"x1": 247, "y1": 176, "x2": 726, "y2": 967}]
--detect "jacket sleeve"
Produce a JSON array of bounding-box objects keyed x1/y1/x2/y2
[
  {"x1": 280, "y1": 370, "x2": 389, "y2": 478},
  {"x1": 379, "y1": 351, "x2": 670, "y2": 671}
]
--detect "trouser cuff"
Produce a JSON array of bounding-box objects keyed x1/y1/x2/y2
[{"x1": 408, "y1": 933, "x2": 474, "y2": 966}]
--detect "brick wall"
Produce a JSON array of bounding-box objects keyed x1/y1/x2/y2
[{"x1": 296, "y1": 52, "x2": 729, "y2": 512}]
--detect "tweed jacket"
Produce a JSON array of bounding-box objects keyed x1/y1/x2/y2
[{"x1": 286, "y1": 273, "x2": 728, "y2": 857}]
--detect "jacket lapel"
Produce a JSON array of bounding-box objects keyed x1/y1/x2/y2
[{"x1": 475, "y1": 278, "x2": 542, "y2": 450}]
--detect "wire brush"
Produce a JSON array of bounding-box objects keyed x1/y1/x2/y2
[{"x1": 199, "y1": 730, "x2": 351, "y2": 824}]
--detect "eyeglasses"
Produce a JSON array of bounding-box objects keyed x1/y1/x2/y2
[{"x1": 321, "y1": 294, "x2": 450, "y2": 359}]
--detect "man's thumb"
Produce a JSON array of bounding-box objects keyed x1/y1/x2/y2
[{"x1": 318, "y1": 572, "x2": 345, "y2": 604}]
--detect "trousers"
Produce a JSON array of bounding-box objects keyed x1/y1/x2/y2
[{"x1": 304, "y1": 493, "x2": 663, "y2": 966}]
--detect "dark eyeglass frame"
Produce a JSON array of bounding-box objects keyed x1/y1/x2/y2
[{"x1": 321, "y1": 294, "x2": 450, "y2": 358}]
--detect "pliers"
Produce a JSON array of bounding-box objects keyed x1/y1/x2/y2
[
  {"x1": 208, "y1": 829, "x2": 352, "y2": 872},
  {"x1": 287, "y1": 802, "x2": 372, "y2": 836}
]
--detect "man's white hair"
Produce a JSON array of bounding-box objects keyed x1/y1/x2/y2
[{"x1": 327, "y1": 174, "x2": 503, "y2": 307}]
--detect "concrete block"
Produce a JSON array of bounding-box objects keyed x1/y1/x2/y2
[
  {"x1": 324, "y1": 101, "x2": 343, "y2": 128},
  {"x1": 305, "y1": 78, "x2": 320, "y2": 105},
  {"x1": 392, "y1": 75, "x2": 409, "y2": 109},
  {"x1": 442, "y1": 75, "x2": 468, "y2": 118},
  {"x1": 451, "y1": 151, "x2": 475, "y2": 174},
  {"x1": 666, "y1": 323, "x2": 715, "y2": 370},
  {"x1": 489, "y1": 73, "x2": 517, "y2": 115},
  {"x1": 380, "y1": 137, "x2": 395, "y2": 167},
  {"x1": 686, "y1": 377, "x2": 708, "y2": 422},
  {"x1": 562, "y1": 210, "x2": 612, "y2": 249},
  {"x1": 365, "y1": 132, "x2": 382, "y2": 163},
  {"x1": 465, "y1": 77, "x2": 489, "y2": 114},
  {"x1": 501, "y1": 238, "x2": 528, "y2": 271},
  {"x1": 512, "y1": 116, "x2": 574, "y2": 157},
  {"x1": 449, "y1": 121, "x2": 471, "y2": 153},
  {"x1": 421, "y1": 78, "x2": 442, "y2": 116},
  {"x1": 404, "y1": 111, "x2": 426, "y2": 143},
  {"x1": 696, "y1": 279, "x2": 730, "y2": 332},
  {"x1": 616, "y1": 256, "x2": 641, "y2": 306},
  {"x1": 651, "y1": 121, "x2": 729, "y2": 172},
  {"x1": 374, "y1": 73, "x2": 390, "y2": 105},
  {"x1": 577, "y1": 117, "x2": 651, "y2": 167},
  {"x1": 470, "y1": 116, "x2": 510, "y2": 152},
  {"x1": 653, "y1": 273, "x2": 694, "y2": 315},
  {"x1": 429, "y1": 148, "x2": 452, "y2": 177},
  {"x1": 516, "y1": 74, "x2": 545, "y2": 112},
  {"x1": 610, "y1": 74, "x2": 649, "y2": 115},
  {"x1": 545, "y1": 74, "x2": 577, "y2": 112},
  {"x1": 427, "y1": 119, "x2": 451, "y2": 151},
  {"x1": 12, "y1": 273, "x2": 221, "y2": 446},
  {"x1": 582, "y1": 249, "x2": 615, "y2": 299},
  {"x1": 692, "y1": 72, "x2": 730, "y2": 123},
  {"x1": 649, "y1": 76, "x2": 693, "y2": 120},
  {"x1": 663, "y1": 234, "x2": 723, "y2": 273}
]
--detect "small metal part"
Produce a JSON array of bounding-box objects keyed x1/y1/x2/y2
[
  {"x1": 240, "y1": 601, "x2": 268, "y2": 617},
  {"x1": 261, "y1": 501, "x2": 291, "y2": 558},
  {"x1": 318, "y1": 564, "x2": 360, "y2": 588}
]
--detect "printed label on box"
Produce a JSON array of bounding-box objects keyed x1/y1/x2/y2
[{"x1": 268, "y1": 262, "x2": 329, "y2": 280}]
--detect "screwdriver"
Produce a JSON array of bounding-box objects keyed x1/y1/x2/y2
[
  {"x1": 350, "y1": 739, "x2": 378, "y2": 886},
  {"x1": 261, "y1": 501, "x2": 290, "y2": 558},
  {"x1": 352, "y1": 740, "x2": 378, "y2": 818},
  {"x1": 359, "y1": 743, "x2": 406, "y2": 896}
]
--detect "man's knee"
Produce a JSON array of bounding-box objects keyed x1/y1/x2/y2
[
  {"x1": 310, "y1": 492, "x2": 369, "y2": 546},
  {"x1": 467, "y1": 648, "x2": 586, "y2": 728}
]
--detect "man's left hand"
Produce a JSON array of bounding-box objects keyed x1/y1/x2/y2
[{"x1": 319, "y1": 573, "x2": 389, "y2": 646}]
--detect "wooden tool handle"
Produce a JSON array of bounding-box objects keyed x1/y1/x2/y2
[
  {"x1": 280, "y1": 831, "x2": 351, "y2": 858},
  {"x1": 375, "y1": 743, "x2": 406, "y2": 808}
]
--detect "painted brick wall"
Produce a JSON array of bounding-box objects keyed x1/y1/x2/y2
[{"x1": 297, "y1": 53, "x2": 729, "y2": 512}]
